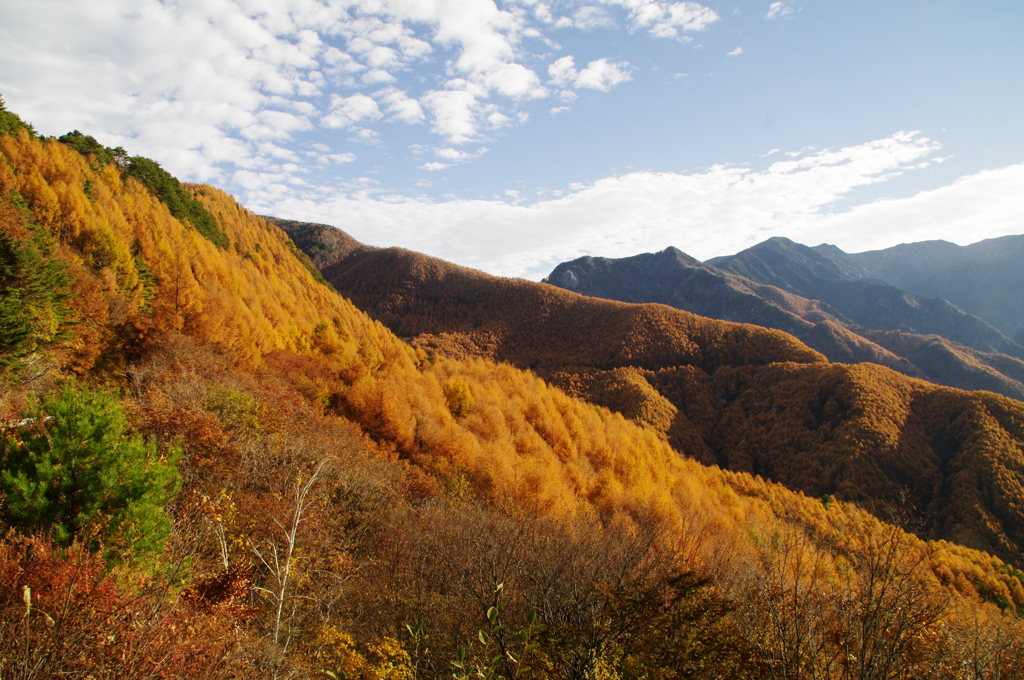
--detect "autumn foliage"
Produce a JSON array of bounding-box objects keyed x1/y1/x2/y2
[
  {"x1": 0, "y1": 103, "x2": 1022, "y2": 676},
  {"x1": 305, "y1": 238, "x2": 1024, "y2": 567}
]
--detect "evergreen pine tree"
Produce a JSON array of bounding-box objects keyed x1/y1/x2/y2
[
  {"x1": 0, "y1": 223, "x2": 74, "y2": 378},
  {"x1": 0, "y1": 383, "x2": 181, "y2": 564}
]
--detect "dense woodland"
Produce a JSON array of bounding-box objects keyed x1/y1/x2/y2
[
  {"x1": 291, "y1": 235, "x2": 1024, "y2": 568},
  {"x1": 1, "y1": 98, "x2": 1023, "y2": 677}
]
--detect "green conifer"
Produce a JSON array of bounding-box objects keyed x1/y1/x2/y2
[{"x1": 0, "y1": 383, "x2": 181, "y2": 564}]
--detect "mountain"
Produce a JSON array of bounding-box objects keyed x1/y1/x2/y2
[
  {"x1": 278, "y1": 220, "x2": 1024, "y2": 568},
  {"x1": 3, "y1": 101, "x2": 1024, "y2": 675},
  {"x1": 813, "y1": 236, "x2": 1024, "y2": 345},
  {"x1": 544, "y1": 247, "x2": 1024, "y2": 402},
  {"x1": 707, "y1": 237, "x2": 1023, "y2": 358},
  {"x1": 264, "y1": 216, "x2": 366, "y2": 269}
]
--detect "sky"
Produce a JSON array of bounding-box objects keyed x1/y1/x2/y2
[{"x1": 1, "y1": 0, "x2": 1022, "y2": 279}]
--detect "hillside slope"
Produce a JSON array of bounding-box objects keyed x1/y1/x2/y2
[
  {"x1": 2, "y1": 102, "x2": 1022, "y2": 674},
  {"x1": 281, "y1": 219, "x2": 1024, "y2": 566}
]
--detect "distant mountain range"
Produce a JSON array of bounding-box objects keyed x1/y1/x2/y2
[
  {"x1": 811, "y1": 235, "x2": 1024, "y2": 345},
  {"x1": 544, "y1": 237, "x2": 1024, "y2": 401},
  {"x1": 274, "y1": 217, "x2": 1024, "y2": 565}
]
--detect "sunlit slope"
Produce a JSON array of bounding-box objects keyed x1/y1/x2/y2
[
  {"x1": 287, "y1": 226, "x2": 1024, "y2": 565},
  {"x1": 0, "y1": 128, "x2": 685, "y2": 522},
  {"x1": 3, "y1": 128, "x2": 1023, "y2": 612},
  {"x1": 655, "y1": 361, "x2": 1024, "y2": 562},
  {"x1": 0, "y1": 129, "x2": 406, "y2": 371}
]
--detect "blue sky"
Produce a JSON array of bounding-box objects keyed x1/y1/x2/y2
[{"x1": 1, "y1": 0, "x2": 1022, "y2": 278}]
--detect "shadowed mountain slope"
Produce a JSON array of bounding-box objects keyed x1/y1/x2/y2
[
  {"x1": 708, "y1": 237, "x2": 1023, "y2": 359},
  {"x1": 319, "y1": 246, "x2": 825, "y2": 374},
  {"x1": 279, "y1": 219, "x2": 1024, "y2": 566},
  {"x1": 813, "y1": 235, "x2": 1024, "y2": 344},
  {"x1": 264, "y1": 216, "x2": 365, "y2": 269},
  {"x1": 544, "y1": 247, "x2": 1024, "y2": 401}
]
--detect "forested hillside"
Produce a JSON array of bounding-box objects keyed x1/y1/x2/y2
[
  {"x1": 544, "y1": 246, "x2": 1024, "y2": 400},
  {"x1": 282, "y1": 221, "x2": 1024, "y2": 569},
  {"x1": 1, "y1": 100, "x2": 1023, "y2": 677}
]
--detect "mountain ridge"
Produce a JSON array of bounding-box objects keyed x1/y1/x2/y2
[
  {"x1": 545, "y1": 245, "x2": 1024, "y2": 401},
  {"x1": 812, "y1": 235, "x2": 1024, "y2": 344},
  {"x1": 708, "y1": 236, "x2": 1023, "y2": 358}
]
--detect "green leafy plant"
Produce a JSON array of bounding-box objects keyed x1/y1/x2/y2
[
  {"x1": 0, "y1": 95, "x2": 35, "y2": 137},
  {"x1": 0, "y1": 223, "x2": 74, "y2": 381},
  {"x1": 57, "y1": 129, "x2": 127, "y2": 169},
  {"x1": 0, "y1": 383, "x2": 181, "y2": 564},
  {"x1": 443, "y1": 376, "x2": 474, "y2": 419},
  {"x1": 451, "y1": 583, "x2": 544, "y2": 680}
]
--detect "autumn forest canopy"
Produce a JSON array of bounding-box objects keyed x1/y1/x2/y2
[{"x1": 0, "y1": 96, "x2": 1023, "y2": 678}]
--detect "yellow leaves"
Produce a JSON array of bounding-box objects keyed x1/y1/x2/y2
[
  {"x1": 309, "y1": 626, "x2": 413, "y2": 680},
  {"x1": 6, "y1": 121, "x2": 1024, "y2": 636},
  {"x1": 443, "y1": 375, "x2": 474, "y2": 418},
  {"x1": 22, "y1": 169, "x2": 61, "y2": 228}
]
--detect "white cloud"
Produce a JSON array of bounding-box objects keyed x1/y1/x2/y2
[
  {"x1": 604, "y1": 1, "x2": 720, "y2": 39},
  {"x1": 486, "y1": 109, "x2": 513, "y2": 128},
  {"x1": 421, "y1": 88, "x2": 480, "y2": 144},
  {"x1": 318, "y1": 152, "x2": 358, "y2": 165},
  {"x1": 0, "y1": 0, "x2": 337, "y2": 182},
  {"x1": 766, "y1": 2, "x2": 794, "y2": 19},
  {"x1": 0, "y1": 0, "x2": 674, "y2": 171},
  {"x1": 573, "y1": 6, "x2": 617, "y2": 29},
  {"x1": 727, "y1": 47, "x2": 744, "y2": 56},
  {"x1": 802, "y1": 163, "x2": 1024, "y2": 252},
  {"x1": 362, "y1": 68, "x2": 397, "y2": 84},
  {"x1": 421, "y1": 161, "x2": 450, "y2": 171},
  {"x1": 323, "y1": 47, "x2": 366, "y2": 81},
  {"x1": 548, "y1": 56, "x2": 578, "y2": 87},
  {"x1": 575, "y1": 59, "x2": 633, "y2": 91},
  {"x1": 239, "y1": 110, "x2": 312, "y2": 141},
  {"x1": 350, "y1": 128, "x2": 382, "y2": 144},
  {"x1": 547, "y1": 56, "x2": 632, "y2": 92},
  {"x1": 247, "y1": 132, "x2": 986, "y2": 280},
  {"x1": 322, "y1": 93, "x2": 382, "y2": 128},
  {"x1": 436, "y1": 147, "x2": 471, "y2": 160},
  {"x1": 550, "y1": 106, "x2": 571, "y2": 115},
  {"x1": 376, "y1": 88, "x2": 425, "y2": 124},
  {"x1": 483, "y1": 62, "x2": 549, "y2": 99},
  {"x1": 432, "y1": 146, "x2": 489, "y2": 166}
]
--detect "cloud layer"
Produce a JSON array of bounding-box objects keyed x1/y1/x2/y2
[
  {"x1": 1, "y1": 0, "x2": 713, "y2": 190},
  {"x1": 249, "y1": 132, "x2": 1023, "y2": 279}
]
